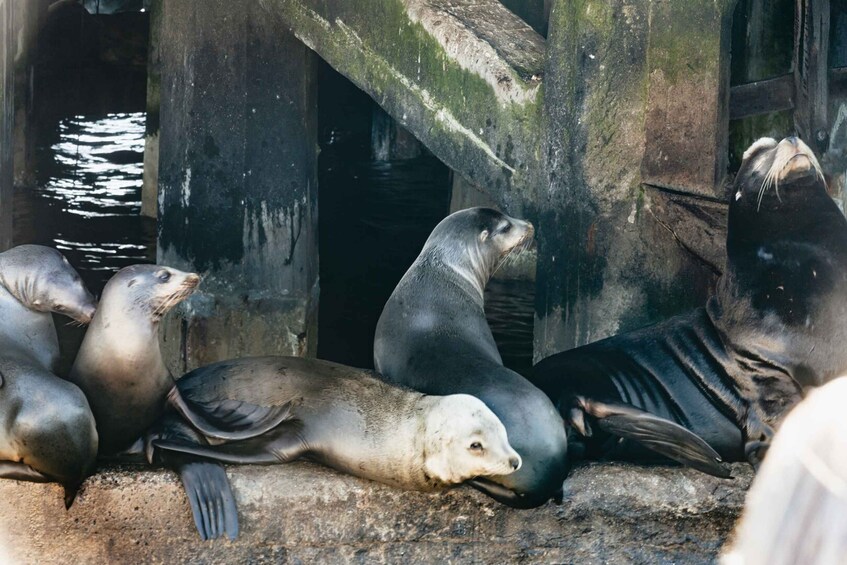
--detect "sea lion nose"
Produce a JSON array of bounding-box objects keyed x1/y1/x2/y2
[
  {"x1": 509, "y1": 456, "x2": 521, "y2": 471},
  {"x1": 185, "y1": 273, "x2": 201, "y2": 286}
]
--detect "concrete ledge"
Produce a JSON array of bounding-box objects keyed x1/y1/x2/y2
[{"x1": 0, "y1": 462, "x2": 751, "y2": 564}]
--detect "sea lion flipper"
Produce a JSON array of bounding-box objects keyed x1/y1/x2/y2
[
  {"x1": 0, "y1": 461, "x2": 52, "y2": 482},
  {"x1": 177, "y1": 461, "x2": 239, "y2": 541},
  {"x1": 575, "y1": 398, "x2": 731, "y2": 478},
  {"x1": 168, "y1": 387, "x2": 295, "y2": 441},
  {"x1": 153, "y1": 425, "x2": 307, "y2": 465}
]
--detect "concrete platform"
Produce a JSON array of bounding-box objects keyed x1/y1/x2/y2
[{"x1": 0, "y1": 461, "x2": 751, "y2": 564}]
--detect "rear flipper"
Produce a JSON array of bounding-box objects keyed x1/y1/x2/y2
[
  {"x1": 148, "y1": 417, "x2": 239, "y2": 541},
  {"x1": 177, "y1": 460, "x2": 238, "y2": 541},
  {"x1": 571, "y1": 396, "x2": 731, "y2": 478},
  {"x1": 167, "y1": 386, "x2": 295, "y2": 442},
  {"x1": 0, "y1": 461, "x2": 82, "y2": 509},
  {"x1": 152, "y1": 420, "x2": 307, "y2": 465}
]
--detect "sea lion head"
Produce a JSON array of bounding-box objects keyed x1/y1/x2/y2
[
  {"x1": 423, "y1": 393, "x2": 522, "y2": 485},
  {"x1": 422, "y1": 207, "x2": 534, "y2": 295},
  {"x1": 99, "y1": 264, "x2": 200, "y2": 324},
  {"x1": 0, "y1": 245, "x2": 96, "y2": 324},
  {"x1": 732, "y1": 136, "x2": 825, "y2": 211}
]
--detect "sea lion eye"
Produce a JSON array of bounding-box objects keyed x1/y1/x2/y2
[
  {"x1": 498, "y1": 222, "x2": 512, "y2": 234},
  {"x1": 156, "y1": 270, "x2": 171, "y2": 283},
  {"x1": 469, "y1": 442, "x2": 483, "y2": 451}
]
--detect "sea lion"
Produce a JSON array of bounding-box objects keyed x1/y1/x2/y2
[
  {"x1": 68, "y1": 264, "x2": 262, "y2": 540},
  {"x1": 0, "y1": 245, "x2": 98, "y2": 507},
  {"x1": 373, "y1": 207, "x2": 570, "y2": 508},
  {"x1": 151, "y1": 356, "x2": 523, "y2": 492},
  {"x1": 532, "y1": 136, "x2": 846, "y2": 472}
]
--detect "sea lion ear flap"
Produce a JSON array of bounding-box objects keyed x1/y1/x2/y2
[
  {"x1": 479, "y1": 229, "x2": 489, "y2": 242},
  {"x1": 573, "y1": 396, "x2": 731, "y2": 478}
]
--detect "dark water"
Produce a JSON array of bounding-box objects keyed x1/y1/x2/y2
[{"x1": 15, "y1": 112, "x2": 156, "y2": 295}]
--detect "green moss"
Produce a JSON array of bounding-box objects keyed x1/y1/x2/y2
[
  {"x1": 647, "y1": 1, "x2": 734, "y2": 82},
  {"x1": 274, "y1": 0, "x2": 544, "y2": 207}
]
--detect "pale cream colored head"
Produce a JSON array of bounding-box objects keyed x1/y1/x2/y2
[
  {"x1": 737, "y1": 136, "x2": 824, "y2": 209},
  {"x1": 423, "y1": 394, "x2": 522, "y2": 484}
]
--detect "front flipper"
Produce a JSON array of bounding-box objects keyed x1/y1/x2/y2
[
  {"x1": 177, "y1": 461, "x2": 239, "y2": 541},
  {"x1": 0, "y1": 461, "x2": 52, "y2": 482},
  {"x1": 573, "y1": 397, "x2": 731, "y2": 478},
  {"x1": 466, "y1": 478, "x2": 557, "y2": 509},
  {"x1": 153, "y1": 422, "x2": 307, "y2": 465},
  {"x1": 0, "y1": 461, "x2": 82, "y2": 509},
  {"x1": 167, "y1": 386, "x2": 295, "y2": 441}
]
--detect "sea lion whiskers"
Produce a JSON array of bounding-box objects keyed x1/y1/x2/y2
[
  {"x1": 152, "y1": 277, "x2": 201, "y2": 319},
  {"x1": 491, "y1": 226, "x2": 535, "y2": 278},
  {"x1": 757, "y1": 138, "x2": 824, "y2": 211}
]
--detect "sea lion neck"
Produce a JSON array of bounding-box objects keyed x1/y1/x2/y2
[
  {"x1": 419, "y1": 245, "x2": 490, "y2": 304},
  {"x1": 0, "y1": 284, "x2": 59, "y2": 370}
]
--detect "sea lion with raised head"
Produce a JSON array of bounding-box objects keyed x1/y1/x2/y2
[
  {"x1": 68, "y1": 264, "x2": 259, "y2": 540},
  {"x1": 151, "y1": 356, "x2": 523, "y2": 493},
  {"x1": 0, "y1": 245, "x2": 98, "y2": 507},
  {"x1": 532, "y1": 136, "x2": 847, "y2": 472},
  {"x1": 373, "y1": 207, "x2": 575, "y2": 508}
]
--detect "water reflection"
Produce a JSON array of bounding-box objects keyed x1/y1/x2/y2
[
  {"x1": 39, "y1": 113, "x2": 146, "y2": 217},
  {"x1": 15, "y1": 111, "x2": 155, "y2": 297}
]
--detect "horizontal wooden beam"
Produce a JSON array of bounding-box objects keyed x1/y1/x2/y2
[{"x1": 729, "y1": 74, "x2": 795, "y2": 120}]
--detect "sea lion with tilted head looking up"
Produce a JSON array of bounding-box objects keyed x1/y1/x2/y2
[
  {"x1": 0, "y1": 245, "x2": 98, "y2": 507},
  {"x1": 149, "y1": 356, "x2": 523, "y2": 493},
  {"x1": 69, "y1": 264, "x2": 261, "y2": 541},
  {"x1": 374, "y1": 207, "x2": 569, "y2": 508},
  {"x1": 532, "y1": 136, "x2": 847, "y2": 472}
]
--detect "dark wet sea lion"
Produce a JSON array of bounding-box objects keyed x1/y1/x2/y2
[
  {"x1": 151, "y1": 356, "x2": 523, "y2": 492},
  {"x1": 373, "y1": 207, "x2": 570, "y2": 508},
  {"x1": 0, "y1": 245, "x2": 98, "y2": 507},
  {"x1": 532, "y1": 136, "x2": 846, "y2": 471}
]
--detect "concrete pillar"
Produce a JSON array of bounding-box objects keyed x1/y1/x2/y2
[
  {"x1": 140, "y1": 0, "x2": 161, "y2": 218},
  {"x1": 0, "y1": 0, "x2": 12, "y2": 250},
  {"x1": 534, "y1": 0, "x2": 734, "y2": 360},
  {"x1": 157, "y1": 0, "x2": 318, "y2": 372}
]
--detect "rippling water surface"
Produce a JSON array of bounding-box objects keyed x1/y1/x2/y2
[{"x1": 15, "y1": 112, "x2": 156, "y2": 296}]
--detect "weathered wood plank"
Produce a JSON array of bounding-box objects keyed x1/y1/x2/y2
[
  {"x1": 793, "y1": 0, "x2": 830, "y2": 148},
  {"x1": 729, "y1": 74, "x2": 795, "y2": 120},
  {"x1": 0, "y1": 0, "x2": 13, "y2": 251}
]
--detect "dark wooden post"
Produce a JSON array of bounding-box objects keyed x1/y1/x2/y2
[
  {"x1": 0, "y1": 0, "x2": 13, "y2": 250},
  {"x1": 157, "y1": 0, "x2": 319, "y2": 371},
  {"x1": 793, "y1": 0, "x2": 830, "y2": 150}
]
